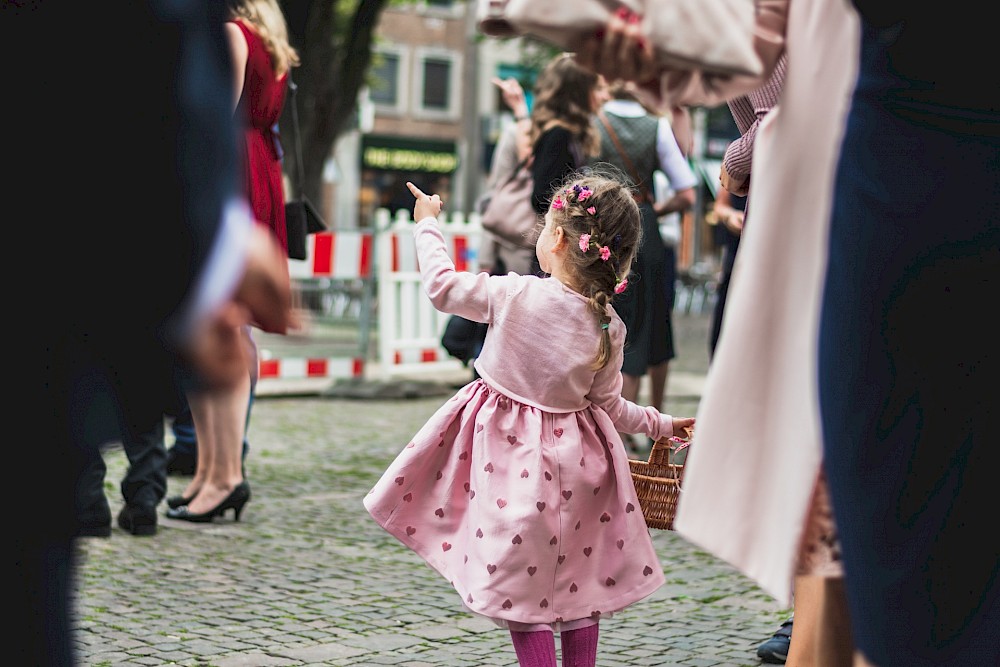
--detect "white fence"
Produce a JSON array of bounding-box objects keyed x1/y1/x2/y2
[
  {"x1": 265, "y1": 207, "x2": 715, "y2": 390},
  {"x1": 375, "y1": 208, "x2": 483, "y2": 379}
]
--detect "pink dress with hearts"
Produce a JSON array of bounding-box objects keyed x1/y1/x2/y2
[{"x1": 364, "y1": 218, "x2": 675, "y2": 631}]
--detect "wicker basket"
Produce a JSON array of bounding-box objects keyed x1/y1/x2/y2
[{"x1": 628, "y1": 432, "x2": 691, "y2": 531}]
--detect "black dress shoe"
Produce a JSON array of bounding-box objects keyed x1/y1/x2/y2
[
  {"x1": 76, "y1": 521, "x2": 112, "y2": 538},
  {"x1": 76, "y1": 504, "x2": 112, "y2": 538},
  {"x1": 166, "y1": 492, "x2": 196, "y2": 510},
  {"x1": 118, "y1": 504, "x2": 158, "y2": 536},
  {"x1": 166, "y1": 482, "x2": 251, "y2": 523}
]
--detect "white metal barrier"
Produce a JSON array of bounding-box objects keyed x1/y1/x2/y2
[
  {"x1": 375, "y1": 208, "x2": 483, "y2": 379},
  {"x1": 264, "y1": 207, "x2": 713, "y2": 390},
  {"x1": 258, "y1": 229, "x2": 374, "y2": 382}
]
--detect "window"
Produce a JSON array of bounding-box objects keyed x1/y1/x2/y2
[
  {"x1": 413, "y1": 48, "x2": 461, "y2": 119},
  {"x1": 422, "y1": 58, "x2": 451, "y2": 110},
  {"x1": 369, "y1": 47, "x2": 407, "y2": 115}
]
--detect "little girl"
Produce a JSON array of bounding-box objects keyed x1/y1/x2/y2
[{"x1": 364, "y1": 170, "x2": 695, "y2": 667}]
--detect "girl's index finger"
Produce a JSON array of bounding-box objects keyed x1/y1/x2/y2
[{"x1": 406, "y1": 181, "x2": 426, "y2": 199}]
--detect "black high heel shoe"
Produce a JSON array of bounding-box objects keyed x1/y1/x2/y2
[
  {"x1": 166, "y1": 492, "x2": 197, "y2": 510},
  {"x1": 165, "y1": 482, "x2": 251, "y2": 523}
]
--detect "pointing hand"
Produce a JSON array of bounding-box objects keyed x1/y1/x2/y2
[{"x1": 406, "y1": 182, "x2": 444, "y2": 221}]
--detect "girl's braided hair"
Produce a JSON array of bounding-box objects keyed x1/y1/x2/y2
[{"x1": 542, "y1": 164, "x2": 643, "y2": 370}]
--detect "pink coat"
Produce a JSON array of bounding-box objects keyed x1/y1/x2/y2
[{"x1": 643, "y1": 0, "x2": 860, "y2": 604}]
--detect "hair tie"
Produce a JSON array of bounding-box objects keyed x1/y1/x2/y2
[{"x1": 601, "y1": 323, "x2": 609, "y2": 330}]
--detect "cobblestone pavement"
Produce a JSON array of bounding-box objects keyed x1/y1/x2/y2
[{"x1": 74, "y1": 311, "x2": 791, "y2": 666}]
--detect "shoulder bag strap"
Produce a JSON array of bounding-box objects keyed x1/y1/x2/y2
[
  {"x1": 499, "y1": 155, "x2": 532, "y2": 189},
  {"x1": 286, "y1": 72, "x2": 306, "y2": 200},
  {"x1": 598, "y1": 109, "x2": 652, "y2": 203}
]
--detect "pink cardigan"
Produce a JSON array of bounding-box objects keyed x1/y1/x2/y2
[{"x1": 414, "y1": 218, "x2": 674, "y2": 439}]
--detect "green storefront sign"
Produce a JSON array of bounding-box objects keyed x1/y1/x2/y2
[{"x1": 362, "y1": 136, "x2": 458, "y2": 174}]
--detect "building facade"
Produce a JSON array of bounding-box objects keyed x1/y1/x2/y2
[{"x1": 327, "y1": 1, "x2": 535, "y2": 231}]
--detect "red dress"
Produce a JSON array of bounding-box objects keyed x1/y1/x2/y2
[{"x1": 232, "y1": 20, "x2": 289, "y2": 252}]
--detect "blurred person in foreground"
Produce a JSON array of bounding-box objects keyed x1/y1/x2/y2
[
  {"x1": 574, "y1": 1, "x2": 998, "y2": 666},
  {"x1": 11, "y1": 2, "x2": 294, "y2": 665},
  {"x1": 710, "y1": 55, "x2": 809, "y2": 664}
]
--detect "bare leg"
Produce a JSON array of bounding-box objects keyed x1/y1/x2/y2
[
  {"x1": 182, "y1": 369, "x2": 250, "y2": 514},
  {"x1": 854, "y1": 653, "x2": 876, "y2": 667},
  {"x1": 786, "y1": 575, "x2": 854, "y2": 667},
  {"x1": 179, "y1": 390, "x2": 213, "y2": 500},
  {"x1": 620, "y1": 372, "x2": 641, "y2": 403}
]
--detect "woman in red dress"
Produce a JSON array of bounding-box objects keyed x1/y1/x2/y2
[
  {"x1": 168, "y1": 0, "x2": 299, "y2": 523},
  {"x1": 227, "y1": 0, "x2": 297, "y2": 253}
]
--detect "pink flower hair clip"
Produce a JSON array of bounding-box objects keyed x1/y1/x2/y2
[
  {"x1": 573, "y1": 184, "x2": 593, "y2": 201},
  {"x1": 552, "y1": 196, "x2": 565, "y2": 211},
  {"x1": 578, "y1": 232, "x2": 612, "y2": 262},
  {"x1": 614, "y1": 278, "x2": 628, "y2": 294}
]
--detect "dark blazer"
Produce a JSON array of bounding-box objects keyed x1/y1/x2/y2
[{"x1": 11, "y1": 2, "x2": 240, "y2": 664}]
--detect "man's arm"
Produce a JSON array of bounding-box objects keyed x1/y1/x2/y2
[{"x1": 721, "y1": 53, "x2": 788, "y2": 196}]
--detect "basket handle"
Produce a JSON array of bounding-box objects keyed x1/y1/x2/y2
[
  {"x1": 648, "y1": 436, "x2": 672, "y2": 461},
  {"x1": 648, "y1": 429, "x2": 693, "y2": 465}
]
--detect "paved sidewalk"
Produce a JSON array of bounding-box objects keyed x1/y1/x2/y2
[{"x1": 74, "y1": 312, "x2": 790, "y2": 666}]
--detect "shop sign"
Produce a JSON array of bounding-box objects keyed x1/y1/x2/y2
[{"x1": 362, "y1": 136, "x2": 458, "y2": 173}]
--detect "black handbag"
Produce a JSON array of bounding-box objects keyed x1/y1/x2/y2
[
  {"x1": 441, "y1": 315, "x2": 488, "y2": 366},
  {"x1": 283, "y1": 73, "x2": 327, "y2": 260},
  {"x1": 285, "y1": 198, "x2": 326, "y2": 260}
]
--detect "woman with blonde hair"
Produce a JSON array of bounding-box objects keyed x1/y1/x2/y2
[
  {"x1": 224, "y1": 0, "x2": 300, "y2": 252},
  {"x1": 167, "y1": 0, "x2": 299, "y2": 523}
]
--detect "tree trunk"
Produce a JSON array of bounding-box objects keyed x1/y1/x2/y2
[{"x1": 281, "y1": 0, "x2": 392, "y2": 209}]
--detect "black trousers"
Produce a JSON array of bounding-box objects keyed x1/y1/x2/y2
[
  {"x1": 76, "y1": 401, "x2": 167, "y2": 522},
  {"x1": 709, "y1": 232, "x2": 740, "y2": 360}
]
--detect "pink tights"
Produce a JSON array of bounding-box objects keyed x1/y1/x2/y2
[
  {"x1": 509, "y1": 624, "x2": 599, "y2": 667},
  {"x1": 510, "y1": 629, "x2": 556, "y2": 667},
  {"x1": 561, "y1": 624, "x2": 599, "y2": 667}
]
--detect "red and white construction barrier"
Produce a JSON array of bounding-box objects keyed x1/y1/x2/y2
[
  {"x1": 258, "y1": 356, "x2": 364, "y2": 380},
  {"x1": 288, "y1": 230, "x2": 374, "y2": 280},
  {"x1": 257, "y1": 230, "x2": 374, "y2": 383},
  {"x1": 258, "y1": 214, "x2": 484, "y2": 386}
]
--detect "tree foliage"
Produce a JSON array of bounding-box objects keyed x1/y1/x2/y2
[
  {"x1": 280, "y1": 0, "x2": 406, "y2": 205},
  {"x1": 278, "y1": 1, "x2": 555, "y2": 208}
]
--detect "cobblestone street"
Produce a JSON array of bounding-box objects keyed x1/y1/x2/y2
[{"x1": 74, "y1": 311, "x2": 791, "y2": 666}]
